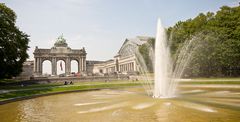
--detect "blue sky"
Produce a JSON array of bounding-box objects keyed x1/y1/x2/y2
[{"x1": 2, "y1": 0, "x2": 239, "y2": 61}]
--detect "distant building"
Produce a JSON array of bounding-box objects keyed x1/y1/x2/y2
[
  {"x1": 18, "y1": 36, "x2": 152, "y2": 79},
  {"x1": 88, "y1": 36, "x2": 153, "y2": 75},
  {"x1": 33, "y1": 35, "x2": 87, "y2": 76}
]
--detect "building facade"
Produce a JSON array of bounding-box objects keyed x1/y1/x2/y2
[
  {"x1": 87, "y1": 36, "x2": 152, "y2": 75},
  {"x1": 18, "y1": 35, "x2": 152, "y2": 78},
  {"x1": 33, "y1": 35, "x2": 87, "y2": 76}
]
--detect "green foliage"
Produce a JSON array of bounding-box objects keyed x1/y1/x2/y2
[
  {"x1": 0, "y1": 3, "x2": 30, "y2": 79},
  {"x1": 138, "y1": 38, "x2": 155, "y2": 72},
  {"x1": 170, "y1": 5, "x2": 240, "y2": 77},
  {"x1": 139, "y1": 5, "x2": 240, "y2": 77}
]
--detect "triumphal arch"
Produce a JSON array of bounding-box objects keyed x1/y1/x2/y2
[{"x1": 33, "y1": 35, "x2": 86, "y2": 76}]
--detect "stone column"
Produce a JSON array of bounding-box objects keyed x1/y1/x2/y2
[
  {"x1": 81, "y1": 57, "x2": 84, "y2": 71},
  {"x1": 125, "y1": 64, "x2": 127, "y2": 71},
  {"x1": 128, "y1": 63, "x2": 130, "y2": 71},
  {"x1": 83, "y1": 57, "x2": 86, "y2": 71},
  {"x1": 78, "y1": 58, "x2": 81, "y2": 73},
  {"x1": 35, "y1": 58, "x2": 38, "y2": 73},
  {"x1": 34, "y1": 57, "x2": 37, "y2": 73},
  {"x1": 79, "y1": 57, "x2": 82, "y2": 72},
  {"x1": 115, "y1": 59, "x2": 119, "y2": 72},
  {"x1": 133, "y1": 62, "x2": 136, "y2": 71},
  {"x1": 69, "y1": 59, "x2": 71, "y2": 74},
  {"x1": 129, "y1": 63, "x2": 131, "y2": 71},
  {"x1": 52, "y1": 58, "x2": 57, "y2": 76},
  {"x1": 39, "y1": 58, "x2": 42, "y2": 75},
  {"x1": 125, "y1": 64, "x2": 127, "y2": 72},
  {"x1": 131, "y1": 63, "x2": 133, "y2": 71},
  {"x1": 65, "y1": 58, "x2": 71, "y2": 75},
  {"x1": 124, "y1": 64, "x2": 126, "y2": 71},
  {"x1": 36, "y1": 58, "x2": 40, "y2": 74},
  {"x1": 132, "y1": 62, "x2": 134, "y2": 71},
  {"x1": 80, "y1": 57, "x2": 83, "y2": 72},
  {"x1": 130, "y1": 63, "x2": 131, "y2": 71}
]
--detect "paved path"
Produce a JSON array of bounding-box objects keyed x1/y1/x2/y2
[
  {"x1": 179, "y1": 84, "x2": 240, "y2": 89},
  {"x1": 178, "y1": 78, "x2": 240, "y2": 82}
]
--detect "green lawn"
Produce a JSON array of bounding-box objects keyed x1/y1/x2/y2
[
  {"x1": 1, "y1": 78, "x2": 240, "y2": 102},
  {"x1": 0, "y1": 81, "x2": 141, "y2": 101},
  {"x1": 0, "y1": 84, "x2": 62, "y2": 90},
  {"x1": 0, "y1": 79, "x2": 19, "y2": 84}
]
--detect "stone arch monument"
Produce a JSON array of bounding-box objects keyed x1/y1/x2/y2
[{"x1": 33, "y1": 35, "x2": 86, "y2": 76}]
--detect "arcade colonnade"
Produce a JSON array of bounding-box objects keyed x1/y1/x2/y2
[
  {"x1": 33, "y1": 35, "x2": 87, "y2": 76},
  {"x1": 34, "y1": 56, "x2": 86, "y2": 76}
]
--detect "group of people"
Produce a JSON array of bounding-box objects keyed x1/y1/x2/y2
[{"x1": 64, "y1": 81, "x2": 73, "y2": 85}]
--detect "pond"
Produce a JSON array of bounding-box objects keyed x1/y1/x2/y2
[{"x1": 0, "y1": 87, "x2": 239, "y2": 122}]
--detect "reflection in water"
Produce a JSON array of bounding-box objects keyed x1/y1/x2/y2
[
  {"x1": 132, "y1": 102, "x2": 155, "y2": 110},
  {"x1": 155, "y1": 102, "x2": 172, "y2": 122},
  {"x1": 77, "y1": 102, "x2": 129, "y2": 114},
  {"x1": 0, "y1": 87, "x2": 240, "y2": 122},
  {"x1": 176, "y1": 101, "x2": 217, "y2": 113},
  {"x1": 74, "y1": 101, "x2": 107, "y2": 106},
  {"x1": 19, "y1": 99, "x2": 54, "y2": 121}
]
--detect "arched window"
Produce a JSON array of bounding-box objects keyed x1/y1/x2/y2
[
  {"x1": 42, "y1": 60, "x2": 52, "y2": 76},
  {"x1": 71, "y1": 60, "x2": 78, "y2": 73}
]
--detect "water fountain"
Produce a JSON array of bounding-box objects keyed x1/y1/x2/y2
[
  {"x1": 153, "y1": 19, "x2": 173, "y2": 98},
  {"x1": 153, "y1": 19, "x2": 200, "y2": 98},
  {"x1": 132, "y1": 18, "x2": 196, "y2": 98}
]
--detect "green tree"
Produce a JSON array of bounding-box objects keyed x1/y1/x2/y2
[
  {"x1": 140, "y1": 5, "x2": 240, "y2": 77},
  {"x1": 210, "y1": 6, "x2": 240, "y2": 76},
  {"x1": 0, "y1": 3, "x2": 30, "y2": 79},
  {"x1": 171, "y1": 5, "x2": 240, "y2": 77},
  {"x1": 138, "y1": 38, "x2": 155, "y2": 72}
]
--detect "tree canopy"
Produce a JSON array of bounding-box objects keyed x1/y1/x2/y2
[
  {"x1": 139, "y1": 5, "x2": 240, "y2": 77},
  {"x1": 0, "y1": 3, "x2": 30, "y2": 79}
]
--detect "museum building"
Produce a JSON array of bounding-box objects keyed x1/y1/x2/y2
[{"x1": 16, "y1": 35, "x2": 152, "y2": 79}]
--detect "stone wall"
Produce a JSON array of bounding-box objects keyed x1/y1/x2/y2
[
  {"x1": 31, "y1": 75, "x2": 131, "y2": 84},
  {"x1": 14, "y1": 61, "x2": 34, "y2": 80}
]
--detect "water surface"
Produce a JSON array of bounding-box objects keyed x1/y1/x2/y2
[{"x1": 0, "y1": 87, "x2": 239, "y2": 122}]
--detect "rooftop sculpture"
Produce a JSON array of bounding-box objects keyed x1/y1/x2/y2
[{"x1": 54, "y1": 34, "x2": 68, "y2": 47}]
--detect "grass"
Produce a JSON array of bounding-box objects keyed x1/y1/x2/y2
[
  {"x1": 0, "y1": 79, "x2": 19, "y2": 84},
  {"x1": 1, "y1": 78, "x2": 240, "y2": 102},
  {"x1": 0, "y1": 84, "x2": 62, "y2": 90},
  {"x1": 0, "y1": 81, "x2": 142, "y2": 101}
]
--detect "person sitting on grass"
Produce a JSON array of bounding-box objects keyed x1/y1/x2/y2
[{"x1": 64, "y1": 81, "x2": 68, "y2": 85}]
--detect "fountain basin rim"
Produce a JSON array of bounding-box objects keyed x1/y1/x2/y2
[{"x1": 152, "y1": 95, "x2": 177, "y2": 99}]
